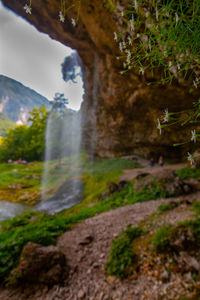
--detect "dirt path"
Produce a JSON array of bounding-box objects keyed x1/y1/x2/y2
[{"x1": 1, "y1": 191, "x2": 199, "y2": 300}]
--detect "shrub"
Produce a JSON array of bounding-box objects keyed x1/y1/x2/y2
[
  {"x1": 193, "y1": 201, "x2": 200, "y2": 217},
  {"x1": 105, "y1": 226, "x2": 143, "y2": 279},
  {"x1": 124, "y1": 225, "x2": 144, "y2": 241},
  {"x1": 158, "y1": 201, "x2": 179, "y2": 212},
  {"x1": 176, "y1": 167, "x2": 200, "y2": 180},
  {"x1": 105, "y1": 236, "x2": 135, "y2": 279},
  {"x1": 152, "y1": 225, "x2": 172, "y2": 252}
]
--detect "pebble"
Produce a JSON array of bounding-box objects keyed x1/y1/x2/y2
[{"x1": 77, "y1": 290, "x2": 85, "y2": 299}]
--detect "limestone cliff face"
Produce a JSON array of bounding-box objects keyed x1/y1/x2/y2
[{"x1": 3, "y1": 0, "x2": 200, "y2": 158}]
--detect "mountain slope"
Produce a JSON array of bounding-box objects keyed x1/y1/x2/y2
[{"x1": 0, "y1": 75, "x2": 50, "y2": 123}]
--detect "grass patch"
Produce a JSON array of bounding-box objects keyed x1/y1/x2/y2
[
  {"x1": 82, "y1": 157, "x2": 142, "y2": 175},
  {"x1": 176, "y1": 167, "x2": 200, "y2": 180},
  {"x1": 0, "y1": 211, "x2": 69, "y2": 282},
  {"x1": 0, "y1": 156, "x2": 173, "y2": 283},
  {"x1": 0, "y1": 162, "x2": 43, "y2": 204},
  {"x1": 105, "y1": 226, "x2": 144, "y2": 279},
  {"x1": 152, "y1": 225, "x2": 172, "y2": 252},
  {"x1": 193, "y1": 201, "x2": 200, "y2": 217},
  {"x1": 157, "y1": 201, "x2": 179, "y2": 212},
  {"x1": 0, "y1": 178, "x2": 170, "y2": 283}
]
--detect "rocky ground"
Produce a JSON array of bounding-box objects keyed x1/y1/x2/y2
[{"x1": 1, "y1": 188, "x2": 200, "y2": 300}]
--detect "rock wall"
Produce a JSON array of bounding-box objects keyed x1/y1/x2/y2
[{"x1": 2, "y1": 0, "x2": 200, "y2": 158}]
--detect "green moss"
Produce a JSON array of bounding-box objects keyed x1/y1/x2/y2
[
  {"x1": 105, "y1": 226, "x2": 143, "y2": 279},
  {"x1": 124, "y1": 225, "x2": 144, "y2": 241},
  {"x1": 176, "y1": 167, "x2": 200, "y2": 180},
  {"x1": 152, "y1": 225, "x2": 172, "y2": 252},
  {"x1": 0, "y1": 212, "x2": 69, "y2": 281},
  {"x1": 193, "y1": 201, "x2": 200, "y2": 217},
  {"x1": 192, "y1": 217, "x2": 200, "y2": 244},
  {"x1": 158, "y1": 202, "x2": 179, "y2": 212},
  {"x1": 82, "y1": 157, "x2": 142, "y2": 175}
]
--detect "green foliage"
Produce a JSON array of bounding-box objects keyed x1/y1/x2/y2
[
  {"x1": 103, "y1": 183, "x2": 172, "y2": 209},
  {"x1": 192, "y1": 217, "x2": 200, "y2": 244},
  {"x1": 105, "y1": 236, "x2": 134, "y2": 279},
  {"x1": 193, "y1": 201, "x2": 200, "y2": 217},
  {"x1": 105, "y1": 225, "x2": 143, "y2": 279},
  {"x1": 81, "y1": 157, "x2": 142, "y2": 206},
  {"x1": 124, "y1": 225, "x2": 144, "y2": 241},
  {"x1": 0, "y1": 159, "x2": 170, "y2": 283},
  {"x1": 176, "y1": 167, "x2": 200, "y2": 180},
  {"x1": 0, "y1": 162, "x2": 42, "y2": 204},
  {"x1": 0, "y1": 113, "x2": 15, "y2": 136},
  {"x1": 103, "y1": 0, "x2": 116, "y2": 12},
  {"x1": 152, "y1": 225, "x2": 172, "y2": 252},
  {"x1": 158, "y1": 201, "x2": 179, "y2": 212},
  {"x1": 0, "y1": 211, "x2": 69, "y2": 282},
  {"x1": 114, "y1": 0, "x2": 200, "y2": 84},
  {"x1": 83, "y1": 157, "x2": 142, "y2": 175},
  {"x1": 0, "y1": 106, "x2": 48, "y2": 162}
]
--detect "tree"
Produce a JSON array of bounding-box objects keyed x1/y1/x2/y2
[
  {"x1": 51, "y1": 93, "x2": 68, "y2": 114},
  {"x1": 0, "y1": 106, "x2": 49, "y2": 162}
]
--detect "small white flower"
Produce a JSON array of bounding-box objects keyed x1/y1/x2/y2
[
  {"x1": 119, "y1": 42, "x2": 123, "y2": 52},
  {"x1": 71, "y1": 18, "x2": 76, "y2": 27},
  {"x1": 155, "y1": 7, "x2": 158, "y2": 20},
  {"x1": 162, "y1": 108, "x2": 169, "y2": 123},
  {"x1": 187, "y1": 152, "x2": 194, "y2": 165},
  {"x1": 193, "y1": 78, "x2": 198, "y2": 89},
  {"x1": 149, "y1": 42, "x2": 152, "y2": 52},
  {"x1": 177, "y1": 64, "x2": 180, "y2": 70},
  {"x1": 137, "y1": 33, "x2": 140, "y2": 37},
  {"x1": 175, "y1": 13, "x2": 179, "y2": 26},
  {"x1": 121, "y1": 11, "x2": 124, "y2": 17},
  {"x1": 166, "y1": 11, "x2": 170, "y2": 17},
  {"x1": 122, "y1": 41, "x2": 126, "y2": 49},
  {"x1": 134, "y1": 0, "x2": 138, "y2": 10},
  {"x1": 59, "y1": 11, "x2": 65, "y2": 22},
  {"x1": 126, "y1": 55, "x2": 131, "y2": 65},
  {"x1": 130, "y1": 14, "x2": 135, "y2": 31},
  {"x1": 191, "y1": 129, "x2": 197, "y2": 143},
  {"x1": 139, "y1": 67, "x2": 144, "y2": 75},
  {"x1": 114, "y1": 32, "x2": 118, "y2": 41},
  {"x1": 127, "y1": 50, "x2": 131, "y2": 59},
  {"x1": 128, "y1": 36, "x2": 132, "y2": 45},
  {"x1": 130, "y1": 21, "x2": 134, "y2": 31},
  {"x1": 157, "y1": 119, "x2": 162, "y2": 135},
  {"x1": 169, "y1": 61, "x2": 172, "y2": 67},
  {"x1": 24, "y1": 4, "x2": 32, "y2": 14}
]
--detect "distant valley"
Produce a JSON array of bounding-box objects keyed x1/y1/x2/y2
[{"x1": 0, "y1": 75, "x2": 50, "y2": 134}]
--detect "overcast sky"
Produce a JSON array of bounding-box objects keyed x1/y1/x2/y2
[{"x1": 0, "y1": 1, "x2": 84, "y2": 110}]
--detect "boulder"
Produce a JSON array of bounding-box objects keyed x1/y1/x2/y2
[
  {"x1": 134, "y1": 170, "x2": 194, "y2": 196},
  {"x1": 9, "y1": 242, "x2": 67, "y2": 286}
]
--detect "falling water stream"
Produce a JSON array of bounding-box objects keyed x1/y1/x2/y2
[
  {"x1": 0, "y1": 110, "x2": 83, "y2": 221},
  {"x1": 0, "y1": 52, "x2": 85, "y2": 221},
  {"x1": 38, "y1": 108, "x2": 83, "y2": 214}
]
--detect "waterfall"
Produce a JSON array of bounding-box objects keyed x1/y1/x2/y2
[{"x1": 39, "y1": 107, "x2": 83, "y2": 214}]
